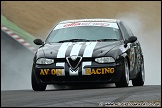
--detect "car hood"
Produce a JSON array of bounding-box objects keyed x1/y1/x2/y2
[{"x1": 41, "y1": 41, "x2": 122, "y2": 58}]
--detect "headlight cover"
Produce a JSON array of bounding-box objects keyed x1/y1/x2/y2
[
  {"x1": 95, "y1": 57, "x2": 115, "y2": 63},
  {"x1": 36, "y1": 58, "x2": 54, "y2": 64}
]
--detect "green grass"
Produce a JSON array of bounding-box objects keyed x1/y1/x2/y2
[{"x1": 1, "y1": 15, "x2": 38, "y2": 48}]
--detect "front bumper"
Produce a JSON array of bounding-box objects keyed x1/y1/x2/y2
[{"x1": 32, "y1": 61, "x2": 125, "y2": 84}]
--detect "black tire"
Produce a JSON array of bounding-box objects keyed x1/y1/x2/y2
[
  {"x1": 31, "y1": 71, "x2": 47, "y2": 91},
  {"x1": 132, "y1": 61, "x2": 145, "y2": 86},
  {"x1": 115, "y1": 59, "x2": 129, "y2": 87}
]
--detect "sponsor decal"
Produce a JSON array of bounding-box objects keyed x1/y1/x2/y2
[
  {"x1": 63, "y1": 22, "x2": 110, "y2": 27},
  {"x1": 54, "y1": 22, "x2": 119, "y2": 30},
  {"x1": 60, "y1": 19, "x2": 117, "y2": 24},
  {"x1": 39, "y1": 67, "x2": 114, "y2": 75},
  {"x1": 85, "y1": 68, "x2": 114, "y2": 75},
  {"x1": 40, "y1": 69, "x2": 63, "y2": 76}
]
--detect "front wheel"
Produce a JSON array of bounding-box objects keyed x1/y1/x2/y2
[
  {"x1": 31, "y1": 71, "x2": 47, "y2": 91},
  {"x1": 115, "y1": 59, "x2": 129, "y2": 87}
]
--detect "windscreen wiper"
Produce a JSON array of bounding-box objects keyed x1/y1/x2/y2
[
  {"x1": 96, "y1": 39, "x2": 119, "y2": 41},
  {"x1": 57, "y1": 39, "x2": 90, "y2": 43}
]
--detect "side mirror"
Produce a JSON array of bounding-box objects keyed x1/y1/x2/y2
[
  {"x1": 124, "y1": 36, "x2": 137, "y2": 47},
  {"x1": 33, "y1": 39, "x2": 43, "y2": 45},
  {"x1": 127, "y1": 36, "x2": 137, "y2": 43}
]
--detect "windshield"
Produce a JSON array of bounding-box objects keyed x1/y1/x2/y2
[{"x1": 46, "y1": 22, "x2": 122, "y2": 43}]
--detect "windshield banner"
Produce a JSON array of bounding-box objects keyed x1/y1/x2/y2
[{"x1": 54, "y1": 22, "x2": 119, "y2": 30}]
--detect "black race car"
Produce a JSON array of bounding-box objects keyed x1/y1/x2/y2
[{"x1": 32, "y1": 19, "x2": 145, "y2": 91}]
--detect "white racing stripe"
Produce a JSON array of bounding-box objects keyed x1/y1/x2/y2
[
  {"x1": 57, "y1": 42, "x2": 72, "y2": 58},
  {"x1": 69, "y1": 42, "x2": 83, "y2": 76},
  {"x1": 82, "y1": 42, "x2": 97, "y2": 75},
  {"x1": 56, "y1": 42, "x2": 72, "y2": 76},
  {"x1": 70, "y1": 42, "x2": 82, "y2": 56},
  {"x1": 83, "y1": 42, "x2": 97, "y2": 57}
]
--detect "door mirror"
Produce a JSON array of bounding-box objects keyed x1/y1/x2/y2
[
  {"x1": 33, "y1": 39, "x2": 43, "y2": 45},
  {"x1": 124, "y1": 36, "x2": 137, "y2": 47},
  {"x1": 127, "y1": 36, "x2": 137, "y2": 43}
]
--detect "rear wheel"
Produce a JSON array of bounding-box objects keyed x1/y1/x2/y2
[
  {"x1": 115, "y1": 59, "x2": 129, "y2": 87},
  {"x1": 132, "y1": 61, "x2": 145, "y2": 86},
  {"x1": 32, "y1": 71, "x2": 47, "y2": 91}
]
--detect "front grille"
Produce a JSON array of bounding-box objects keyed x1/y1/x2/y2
[
  {"x1": 66, "y1": 55, "x2": 82, "y2": 70},
  {"x1": 67, "y1": 57, "x2": 81, "y2": 68}
]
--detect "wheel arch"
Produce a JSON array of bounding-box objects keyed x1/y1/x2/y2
[{"x1": 119, "y1": 52, "x2": 130, "y2": 70}]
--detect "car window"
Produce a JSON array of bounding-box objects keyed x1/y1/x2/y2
[
  {"x1": 46, "y1": 25, "x2": 122, "y2": 43},
  {"x1": 123, "y1": 22, "x2": 134, "y2": 37},
  {"x1": 119, "y1": 22, "x2": 129, "y2": 40}
]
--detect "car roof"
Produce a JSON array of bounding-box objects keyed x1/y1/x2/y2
[{"x1": 59, "y1": 18, "x2": 119, "y2": 24}]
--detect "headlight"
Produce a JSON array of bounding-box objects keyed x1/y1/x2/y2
[
  {"x1": 36, "y1": 58, "x2": 54, "y2": 64},
  {"x1": 95, "y1": 57, "x2": 115, "y2": 63}
]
